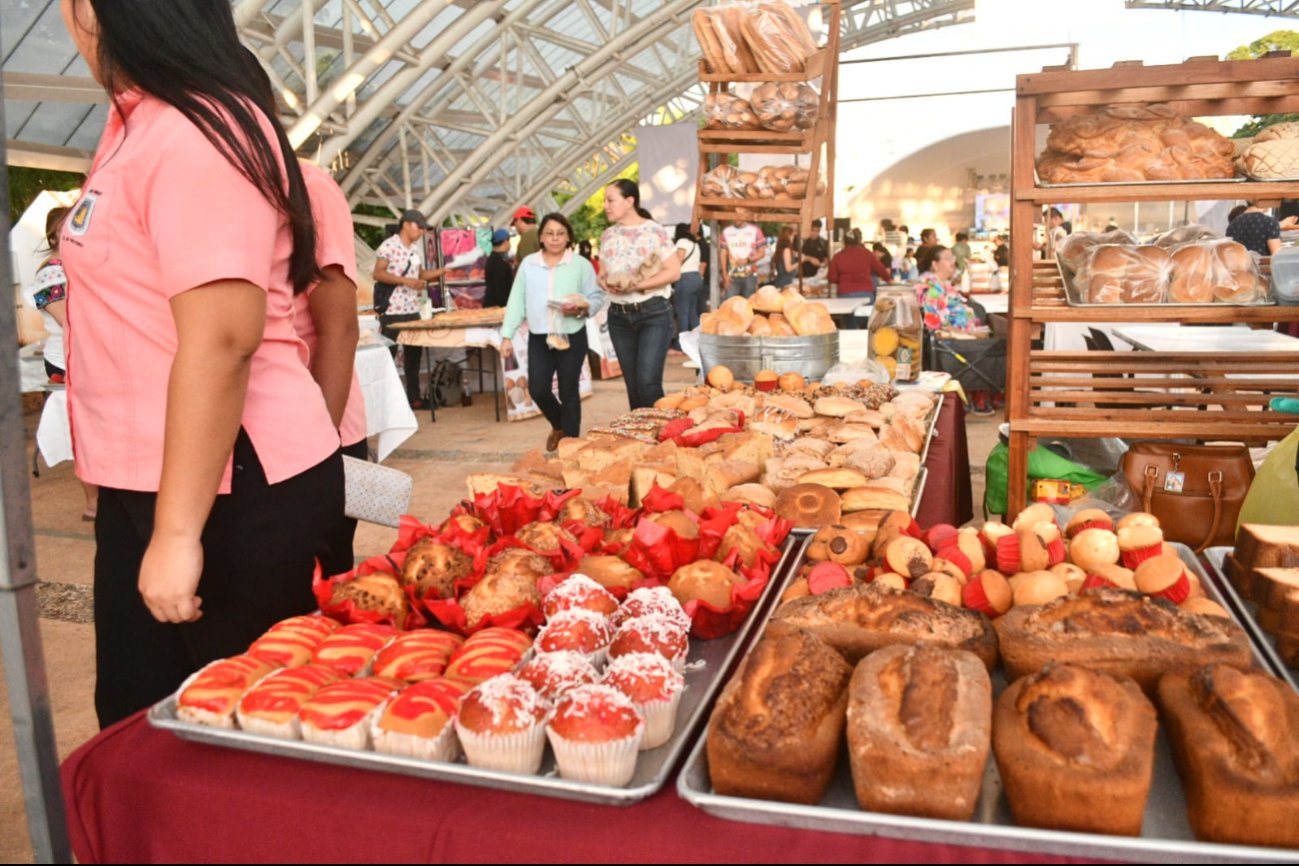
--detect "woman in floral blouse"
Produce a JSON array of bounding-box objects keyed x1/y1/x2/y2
[{"x1": 915, "y1": 245, "x2": 981, "y2": 333}]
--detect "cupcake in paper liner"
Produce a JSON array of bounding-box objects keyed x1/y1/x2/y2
[
  {"x1": 614, "y1": 586, "x2": 691, "y2": 631},
  {"x1": 602, "y1": 653, "x2": 685, "y2": 750},
  {"x1": 235, "y1": 664, "x2": 341, "y2": 739},
  {"x1": 516, "y1": 651, "x2": 600, "y2": 702},
  {"x1": 542, "y1": 574, "x2": 620, "y2": 621},
  {"x1": 535, "y1": 609, "x2": 613, "y2": 670},
  {"x1": 545, "y1": 684, "x2": 645, "y2": 786},
  {"x1": 298, "y1": 676, "x2": 404, "y2": 750},
  {"x1": 310, "y1": 622, "x2": 401, "y2": 677},
  {"x1": 175, "y1": 654, "x2": 280, "y2": 729},
  {"x1": 608, "y1": 614, "x2": 689, "y2": 673},
  {"x1": 453, "y1": 673, "x2": 549, "y2": 774},
  {"x1": 371, "y1": 677, "x2": 470, "y2": 761}
]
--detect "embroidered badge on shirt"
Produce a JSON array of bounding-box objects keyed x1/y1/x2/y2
[{"x1": 68, "y1": 194, "x2": 97, "y2": 237}]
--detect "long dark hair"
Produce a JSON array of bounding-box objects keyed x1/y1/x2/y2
[
  {"x1": 84, "y1": 0, "x2": 317, "y2": 293},
  {"x1": 609, "y1": 179, "x2": 653, "y2": 220}
]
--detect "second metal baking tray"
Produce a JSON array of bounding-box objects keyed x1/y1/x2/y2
[
  {"x1": 148, "y1": 535, "x2": 805, "y2": 807},
  {"x1": 1204, "y1": 546, "x2": 1299, "y2": 692},
  {"x1": 677, "y1": 542, "x2": 1299, "y2": 862}
]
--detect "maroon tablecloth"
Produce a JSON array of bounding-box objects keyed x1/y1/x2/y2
[
  {"x1": 62, "y1": 712, "x2": 1089, "y2": 864},
  {"x1": 916, "y1": 392, "x2": 973, "y2": 529}
]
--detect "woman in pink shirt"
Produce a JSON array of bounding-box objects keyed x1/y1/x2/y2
[{"x1": 60, "y1": 0, "x2": 344, "y2": 727}]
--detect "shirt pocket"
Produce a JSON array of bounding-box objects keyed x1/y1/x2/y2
[{"x1": 61, "y1": 174, "x2": 116, "y2": 270}]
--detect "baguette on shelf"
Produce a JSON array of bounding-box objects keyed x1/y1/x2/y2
[{"x1": 693, "y1": 1, "x2": 818, "y2": 77}]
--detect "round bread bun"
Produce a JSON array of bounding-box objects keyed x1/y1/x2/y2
[
  {"x1": 1012, "y1": 503, "x2": 1057, "y2": 532},
  {"x1": 1069, "y1": 527, "x2": 1120, "y2": 572},
  {"x1": 750, "y1": 285, "x2": 785, "y2": 314},
  {"x1": 1086, "y1": 563, "x2": 1137, "y2": 591},
  {"x1": 1169, "y1": 245, "x2": 1216, "y2": 303},
  {"x1": 668, "y1": 560, "x2": 744, "y2": 611},
  {"x1": 1050, "y1": 562, "x2": 1087, "y2": 593},
  {"x1": 778, "y1": 371, "x2": 805, "y2": 391},
  {"x1": 719, "y1": 296, "x2": 755, "y2": 328},
  {"x1": 962, "y1": 569, "x2": 1012, "y2": 617},
  {"x1": 485, "y1": 548, "x2": 554, "y2": 582},
  {"x1": 1214, "y1": 270, "x2": 1260, "y2": 302},
  {"x1": 1133, "y1": 244, "x2": 1171, "y2": 270},
  {"x1": 821, "y1": 525, "x2": 870, "y2": 566},
  {"x1": 706, "y1": 365, "x2": 735, "y2": 390},
  {"x1": 1216, "y1": 240, "x2": 1252, "y2": 274},
  {"x1": 1087, "y1": 274, "x2": 1123, "y2": 304},
  {"x1": 716, "y1": 523, "x2": 767, "y2": 569},
  {"x1": 755, "y1": 369, "x2": 778, "y2": 390},
  {"x1": 654, "y1": 394, "x2": 685, "y2": 411},
  {"x1": 1133, "y1": 553, "x2": 1191, "y2": 603},
  {"x1": 1065, "y1": 507, "x2": 1114, "y2": 538},
  {"x1": 721, "y1": 483, "x2": 776, "y2": 510},
  {"x1": 1057, "y1": 233, "x2": 1096, "y2": 272},
  {"x1": 748, "y1": 317, "x2": 774, "y2": 337},
  {"x1": 648, "y1": 509, "x2": 700, "y2": 541},
  {"x1": 558, "y1": 497, "x2": 610, "y2": 528},
  {"x1": 331, "y1": 573, "x2": 410, "y2": 628},
  {"x1": 797, "y1": 467, "x2": 869, "y2": 491},
  {"x1": 1012, "y1": 570, "x2": 1070, "y2": 607},
  {"x1": 576, "y1": 555, "x2": 644, "y2": 590},
  {"x1": 774, "y1": 483, "x2": 842, "y2": 528},
  {"x1": 516, "y1": 520, "x2": 578, "y2": 554},
  {"x1": 402, "y1": 539, "x2": 473, "y2": 599},
  {"x1": 462, "y1": 571, "x2": 542, "y2": 630},
  {"x1": 1089, "y1": 244, "x2": 1134, "y2": 274}
]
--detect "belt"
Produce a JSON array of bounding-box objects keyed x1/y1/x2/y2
[{"x1": 610, "y1": 296, "x2": 668, "y2": 313}]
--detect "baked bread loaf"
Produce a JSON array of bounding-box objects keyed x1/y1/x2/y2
[
  {"x1": 402, "y1": 539, "x2": 473, "y2": 600},
  {"x1": 995, "y1": 587, "x2": 1253, "y2": 691},
  {"x1": 706, "y1": 628, "x2": 852, "y2": 804},
  {"x1": 994, "y1": 664, "x2": 1157, "y2": 836},
  {"x1": 1159, "y1": 663, "x2": 1299, "y2": 847},
  {"x1": 846, "y1": 644, "x2": 992, "y2": 820},
  {"x1": 774, "y1": 482, "x2": 841, "y2": 528},
  {"x1": 769, "y1": 581, "x2": 999, "y2": 669}
]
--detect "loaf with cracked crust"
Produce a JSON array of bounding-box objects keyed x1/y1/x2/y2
[
  {"x1": 846, "y1": 644, "x2": 992, "y2": 820},
  {"x1": 996, "y1": 587, "x2": 1253, "y2": 692},
  {"x1": 1159, "y1": 663, "x2": 1299, "y2": 848},
  {"x1": 768, "y1": 581, "x2": 999, "y2": 669},
  {"x1": 706, "y1": 628, "x2": 852, "y2": 805},
  {"x1": 994, "y1": 664, "x2": 1157, "y2": 836}
]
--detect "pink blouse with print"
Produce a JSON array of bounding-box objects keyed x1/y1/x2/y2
[
  {"x1": 599, "y1": 221, "x2": 676, "y2": 305},
  {"x1": 60, "y1": 92, "x2": 341, "y2": 492}
]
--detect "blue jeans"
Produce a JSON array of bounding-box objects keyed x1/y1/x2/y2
[
  {"x1": 672, "y1": 271, "x2": 704, "y2": 344},
  {"x1": 724, "y1": 274, "x2": 757, "y2": 300},
  {"x1": 607, "y1": 297, "x2": 673, "y2": 410}
]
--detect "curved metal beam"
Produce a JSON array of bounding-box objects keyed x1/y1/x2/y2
[{"x1": 419, "y1": 0, "x2": 701, "y2": 225}]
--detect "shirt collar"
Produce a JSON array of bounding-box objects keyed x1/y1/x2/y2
[{"x1": 535, "y1": 249, "x2": 573, "y2": 268}]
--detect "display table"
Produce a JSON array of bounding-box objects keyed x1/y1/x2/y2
[
  {"x1": 393, "y1": 322, "x2": 503, "y2": 422},
  {"x1": 36, "y1": 347, "x2": 419, "y2": 468},
  {"x1": 915, "y1": 392, "x2": 973, "y2": 528},
  {"x1": 62, "y1": 710, "x2": 1065, "y2": 864},
  {"x1": 1112, "y1": 323, "x2": 1299, "y2": 353}
]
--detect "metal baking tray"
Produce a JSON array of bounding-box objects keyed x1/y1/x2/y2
[
  {"x1": 148, "y1": 536, "x2": 805, "y2": 807},
  {"x1": 1036, "y1": 174, "x2": 1247, "y2": 188},
  {"x1": 789, "y1": 396, "x2": 940, "y2": 537},
  {"x1": 1056, "y1": 258, "x2": 1276, "y2": 308},
  {"x1": 677, "y1": 542, "x2": 1299, "y2": 862},
  {"x1": 1204, "y1": 546, "x2": 1299, "y2": 692}
]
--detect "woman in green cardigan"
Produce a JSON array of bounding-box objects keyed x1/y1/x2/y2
[{"x1": 500, "y1": 213, "x2": 606, "y2": 451}]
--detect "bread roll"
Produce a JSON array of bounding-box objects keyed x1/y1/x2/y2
[
  {"x1": 669, "y1": 559, "x2": 744, "y2": 611},
  {"x1": 1169, "y1": 245, "x2": 1217, "y2": 303},
  {"x1": 774, "y1": 482, "x2": 841, "y2": 528}
]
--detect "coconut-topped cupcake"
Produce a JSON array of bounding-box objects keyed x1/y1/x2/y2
[
  {"x1": 543, "y1": 574, "x2": 619, "y2": 621},
  {"x1": 546, "y1": 683, "x2": 645, "y2": 785},
  {"x1": 603, "y1": 653, "x2": 685, "y2": 750},
  {"x1": 614, "y1": 586, "x2": 691, "y2": 631},
  {"x1": 608, "y1": 614, "x2": 689, "y2": 671},
  {"x1": 516, "y1": 651, "x2": 600, "y2": 701},
  {"x1": 454, "y1": 673, "x2": 549, "y2": 774},
  {"x1": 536, "y1": 609, "x2": 614, "y2": 667}
]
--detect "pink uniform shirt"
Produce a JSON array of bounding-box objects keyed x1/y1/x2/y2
[
  {"x1": 60, "y1": 91, "x2": 341, "y2": 492},
  {"x1": 296, "y1": 162, "x2": 367, "y2": 447}
]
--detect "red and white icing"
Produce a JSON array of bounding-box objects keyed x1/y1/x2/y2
[
  {"x1": 537, "y1": 609, "x2": 614, "y2": 655},
  {"x1": 377, "y1": 677, "x2": 470, "y2": 737},
  {"x1": 444, "y1": 628, "x2": 534, "y2": 686},
  {"x1": 543, "y1": 574, "x2": 619, "y2": 620},
  {"x1": 548, "y1": 683, "x2": 644, "y2": 742},
  {"x1": 372, "y1": 630, "x2": 465, "y2": 683},
  {"x1": 457, "y1": 673, "x2": 549, "y2": 734},
  {"x1": 614, "y1": 586, "x2": 690, "y2": 630},
  {"x1": 237, "y1": 664, "x2": 340, "y2": 723},
  {"x1": 178, "y1": 655, "x2": 279, "y2": 715},
  {"x1": 298, "y1": 676, "x2": 402, "y2": 731},
  {"x1": 517, "y1": 651, "x2": 600, "y2": 700},
  {"x1": 247, "y1": 616, "x2": 340, "y2": 667},
  {"x1": 603, "y1": 652, "x2": 684, "y2": 704},
  {"x1": 311, "y1": 623, "x2": 399, "y2": 676},
  {"x1": 608, "y1": 615, "x2": 688, "y2": 665}
]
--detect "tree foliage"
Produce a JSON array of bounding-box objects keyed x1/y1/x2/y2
[
  {"x1": 1228, "y1": 31, "x2": 1299, "y2": 137},
  {"x1": 8, "y1": 166, "x2": 84, "y2": 226}
]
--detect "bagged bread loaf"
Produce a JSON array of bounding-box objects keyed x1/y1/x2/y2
[
  {"x1": 741, "y1": 4, "x2": 811, "y2": 74},
  {"x1": 704, "y1": 92, "x2": 759, "y2": 130},
  {"x1": 716, "y1": 6, "x2": 761, "y2": 74},
  {"x1": 747, "y1": 166, "x2": 786, "y2": 199},
  {"x1": 1151, "y1": 223, "x2": 1219, "y2": 249},
  {"x1": 1205, "y1": 237, "x2": 1266, "y2": 303},
  {"x1": 700, "y1": 164, "x2": 748, "y2": 199},
  {"x1": 692, "y1": 9, "x2": 726, "y2": 74},
  {"x1": 1055, "y1": 229, "x2": 1137, "y2": 272},
  {"x1": 1167, "y1": 244, "x2": 1221, "y2": 303},
  {"x1": 750, "y1": 82, "x2": 819, "y2": 132}
]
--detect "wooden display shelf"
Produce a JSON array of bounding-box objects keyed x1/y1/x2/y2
[
  {"x1": 1004, "y1": 53, "x2": 1299, "y2": 516},
  {"x1": 698, "y1": 128, "x2": 815, "y2": 154},
  {"x1": 698, "y1": 48, "x2": 827, "y2": 84}
]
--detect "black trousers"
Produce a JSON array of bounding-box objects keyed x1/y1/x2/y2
[
  {"x1": 93, "y1": 430, "x2": 344, "y2": 728},
  {"x1": 527, "y1": 327, "x2": 588, "y2": 438},
  {"x1": 380, "y1": 312, "x2": 423, "y2": 403}
]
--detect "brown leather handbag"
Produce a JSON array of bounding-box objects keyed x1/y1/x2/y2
[{"x1": 1120, "y1": 443, "x2": 1255, "y2": 552}]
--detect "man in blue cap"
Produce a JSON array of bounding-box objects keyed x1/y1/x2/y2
[{"x1": 484, "y1": 228, "x2": 514, "y2": 308}]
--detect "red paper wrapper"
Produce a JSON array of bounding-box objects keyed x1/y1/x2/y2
[
  {"x1": 1120, "y1": 543, "x2": 1162, "y2": 570},
  {"x1": 657, "y1": 417, "x2": 695, "y2": 442},
  {"x1": 1146, "y1": 573, "x2": 1191, "y2": 605},
  {"x1": 423, "y1": 597, "x2": 545, "y2": 637},
  {"x1": 995, "y1": 534, "x2": 1023, "y2": 575},
  {"x1": 622, "y1": 517, "x2": 702, "y2": 583},
  {"x1": 961, "y1": 578, "x2": 1000, "y2": 619},
  {"x1": 469, "y1": 484, "x2": 581, "y2": 537},
  {"x1": 1066, "y1": 519, "x2": 1111, "y2": 539},
  {"x1": 681, "y1": 556, "x2": 770, "y2": 640},
  {"x1": 1081, "y1": 574, "x2": 1120, "y2": 592},
  {"x1": 312, "y1": 555, "x2": 429, "y2": 631},
  {"x1": 935, "y1": 546, "x2": 974, "y2": 580},
  {"x1": 390, "y1": 514, "x2": 488, "y2": 560},
  {"x1": 563, "y1": 522, "x2": 608, "y2": 555},
  {"x1": 638, "y1": 484, "x2": 685, "y2": 515},
  {"x1": 696, "y1": 504, "x2": 744, "y2": 561},
  {"x1": 1044, "y1": 537, "x2": 1067, "y2": 567},
  {"x1": 599, "y1": 496, "x2": 641, "y2": 530},
  {"x1": 742, "y1": 505, "x2": 794, "y2": 549}
]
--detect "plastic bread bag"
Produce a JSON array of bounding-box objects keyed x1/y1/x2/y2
[
  {"x1": 750, "y1": 82, "x2": 820, "y2": 132},
  {"x1": 713, "y1": 5, "x2": 760, "y2": 74},
  {"x1": 1151, "y1": 223, "x2": 1220, "y2": 249},
  {"x1": 704, "y1": 92, "x2": 759, "y2": 130},
  {"x1": 821, "y1": 360, "x2": 892, "y2": 387},
  {"x1": 867, "y1": 290, "x2": 923, "y2": 382},
  {"x1": 1203, "y1": 237, "x2": 1268, "y2": 303},
  {"x1": 1075, "y1": 244, "x2": 1141, "y2": 304},
  {"x1": 1165, "y1": 240, "x2": 1232, "y2": 304},
  {"x1": 739, "y1": 4, "x2": 809, "y2": 74},
  {"x1": 747, "y1": 166, "x2": 785, "y2": 199},
  {"x1": 1055, "y1": 229, "x2": 1137, "y2": 272},
  {"x1": 700, "y1": 164, "x2": 748, "y2": 199}
]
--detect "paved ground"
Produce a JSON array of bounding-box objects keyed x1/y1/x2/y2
[{"x1": 0, "y1": 360, "x2": 1000, "y2": 863}]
